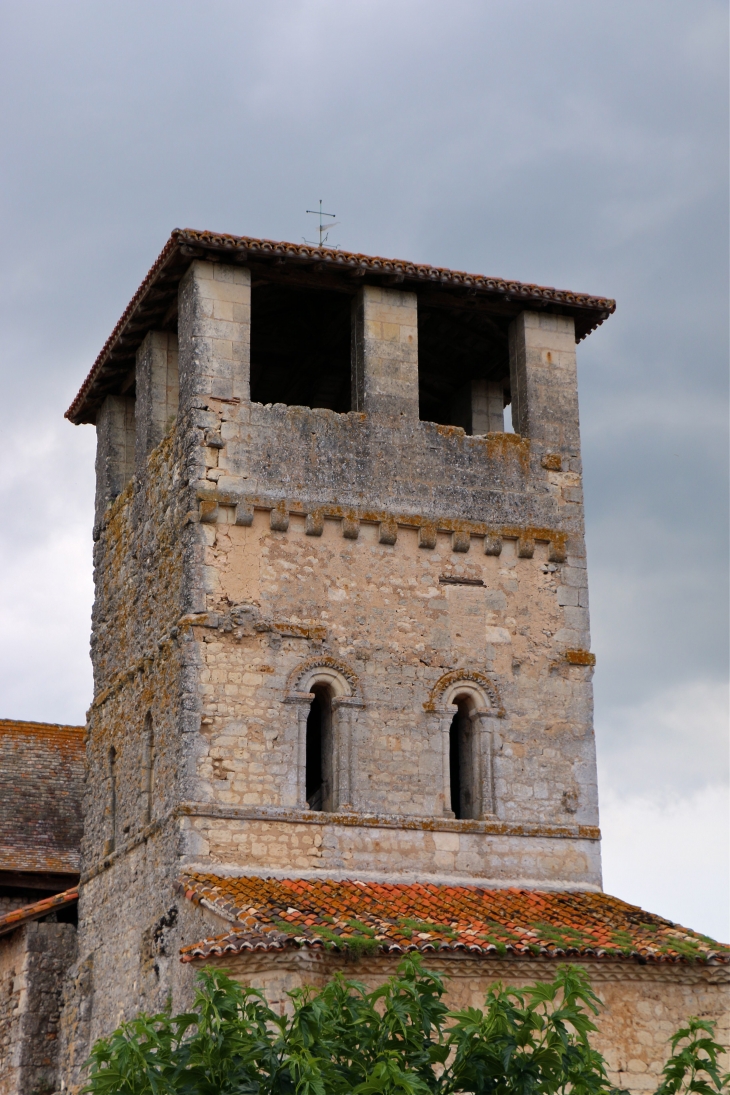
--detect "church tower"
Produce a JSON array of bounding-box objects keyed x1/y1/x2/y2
[{"x1": 63, "y1": 230, "x2": 617, "y2": 1066}]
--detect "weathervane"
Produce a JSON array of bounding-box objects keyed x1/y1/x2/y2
[{"x1": 304, "y1": 201, "x2": 339, "y2": 248}]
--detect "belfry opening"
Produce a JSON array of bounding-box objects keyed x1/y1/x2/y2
[{"x1": 250, "y1": 283, "x2": 351, "y2": 411}]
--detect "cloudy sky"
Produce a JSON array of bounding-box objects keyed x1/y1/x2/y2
[{"x1": 0, "y1": 1, "x2": 727, "y2": 939}]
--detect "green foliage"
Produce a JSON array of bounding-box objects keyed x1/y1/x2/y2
[
  {"x1": 345, "y1": 918, "x2": 377, "y2": 938},
  {"x1": 83, "y1": 956, "x2": 729, "y2": 1095},
  {"x1": 655, "y1": 1018, "x2": 730, "y2": 1095},
  {"x1": 398, "y1": 919, "x2": 457, "y2": 939}
]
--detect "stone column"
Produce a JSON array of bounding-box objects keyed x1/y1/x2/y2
[
  {"x1": 351, "y1": 285, "x2": 419, "y2": 419},
  {"x1": 284, "y1": 693, "x2": 314, "y2": 808},
  {"x1": 135, "y1": 330, "x2": 179, "y2": 474},
  {"x1": 508, "y1": 312, "x2": 580, "y2": 456},
  {"x1": 94, "y1": 394, "x2": 135, "y2": 527},
  {"x1": 471, "y1": 379, "x2": 505, "y2": 434},
  {"x1": 332, "y1": 698, "x2": 365, "y2": 810},
  {"x1": 436, "y1": 704, "x2": 457, "y2": 817},
  {"x1": 471, "y1": 709, "x2": 497, "y2": 818},
  {"x1": 178, "y1": 260, "x2": 251, "y2": 407}
]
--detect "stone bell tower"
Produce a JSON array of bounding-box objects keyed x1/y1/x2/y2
[{"x1": 62, "y1": 230, "x2": 615, "y2": 1070}]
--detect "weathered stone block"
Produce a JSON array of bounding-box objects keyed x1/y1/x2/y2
[
  {"x1": 94, "y1": 394, "x2": 135, "y2": 527},
  {"x1": 178, "y1": 261, "x2": 251, "y2": 407},
  {"x1": 351, "y1": 285, "x2": 418, "y2": 419},
  {"x1": 508, "y1": 311, "x2": 580, "y2": 454}
]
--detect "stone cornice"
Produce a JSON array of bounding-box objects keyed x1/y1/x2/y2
[
  {"x1": 196, "y1": 948, "x2": 730, "y2": 984},
  {"x1": 177, "y1": 801, "x2": 600, "y2": 841}
]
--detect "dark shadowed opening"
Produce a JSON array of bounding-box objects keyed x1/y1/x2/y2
[
  {"x1": 306, "y1": 685, "x2": 334, "y2": 811},
  {"x1": 418, "y1": 303, "x2": 511, "y2": 433},
  {"x1": 449, "y1": 699, "x2": 476, "y2": 819},
  {"x1": 250, "y1": 282, "x2": 352, "y2": 411}
]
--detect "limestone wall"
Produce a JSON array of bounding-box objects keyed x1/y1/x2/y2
[
  {"x1": 74, "y1": 418, "x2": 197, "y2": 1069},
  {"x1": 0, "y1": 921, "x2": 77, "y2": 1095},
  {"x1": 190, "y1": 508, "x2": 596, "y2": 821},
  {"x1": 208, "y1": 950, "x2": 730, "y2": 1095}
]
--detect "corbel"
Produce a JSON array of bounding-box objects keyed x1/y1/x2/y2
[
  {"x1": 379, "y1": 519, "x2": 398, "y2": 545},
  {"x1": 419, "y1": 523, "x2": 437, "y2": 549},
  {"x1": 517, "y1": 534, "x2": 535, "y2": 558},
  {"x1": 270, "y1": 501, "x2": 289, "y2": 532},
  {"x1": 483, "y1": 533, "x2": 502, "y2": 556},
  {"x1": 342, "y1": 514, "x2": 360, "y2": 540},
  {"x1": 305, "y1": 510, "x2": 324, "y2": 536},
  {"x1": 452, "y1": 529, "x2": 471, "y2": 553}
]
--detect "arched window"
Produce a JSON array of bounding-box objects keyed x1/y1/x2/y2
[
  {"x1": 305, "y1": 684, "x2": 334, "y2": 811},
  {"x1": 289, "y1": 658, "x2": 362, "y2": 812},
  {"x1": 448, "y1": 698, "x2": 479, "y2": 820}
]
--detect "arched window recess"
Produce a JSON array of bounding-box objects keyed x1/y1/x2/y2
[
  {"x1": 434, "y1": 680, "x2": 500, "y2": 820},
  {"x1": 286, "y1": 660, "x2": 363, "y2": 813}
]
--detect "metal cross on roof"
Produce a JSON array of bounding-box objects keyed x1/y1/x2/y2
[{"x1": 305, "y1": 200, "x2": 339, "y2": 247}]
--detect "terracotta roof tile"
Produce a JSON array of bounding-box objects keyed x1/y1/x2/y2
[
  {"x1": 0, "y1": 887, "x2": 78, "y2": 938},
  {"x1": 177, "y1": 874, "x2": 729, "y2": 966},
  {"x1": 0, "y1": 719, "x2": 85, "y2": 876}
]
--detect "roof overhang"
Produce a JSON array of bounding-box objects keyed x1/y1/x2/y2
[
  {"x1": 0, "y1": 887, "x2": 78, "y2": 939},
  {"x1": 66, "y1": 228, "x2": 616, "y2": 425}
]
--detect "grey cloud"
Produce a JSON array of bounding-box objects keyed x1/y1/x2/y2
[{"x1": 0, "y1": 1, "x2": 726, "y2": 844}]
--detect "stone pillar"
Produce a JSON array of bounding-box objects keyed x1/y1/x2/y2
[
  {"x1": 284, "y1": 693, "x2": 314, "y2": 809},
  {"x1": 471, "y1": 379, "x2": 505, "y2": 434},
  {"x1": 178, "y1": 260, "x2": 251, "y2": 407},
  {"x1": 508, "y1": 312, "x2": 580, "y2": 455},
  {"x1": 437, "y1": 705, "x2": 457, "y2": 817},
  {"x1": 94, "y1": 394, "x2": 135, "y2": 527},
  {"x1": 472, "y1": 709, "x2": 497, "y2": 818},
  {"x1": 351, "y1": 285, "x2": 419, "y2": 419},
  {"x1": 332, "y1": 698, "x2": 364, "y2": 810},
  {"x1": 135, "y1": 330, "x2": 179, "y2": 473}
]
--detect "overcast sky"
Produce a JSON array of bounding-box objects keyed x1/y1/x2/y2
[{"x1": 0, "y1": 0, "x2": 727, "y2": 939}]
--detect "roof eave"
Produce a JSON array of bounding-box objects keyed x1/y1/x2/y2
[{"x1": 65, "y1": 229, "x2": 616, "y2": 425}]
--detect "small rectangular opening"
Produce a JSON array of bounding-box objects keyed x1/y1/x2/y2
[
  {"x1": 250, "y1": 282, "x2": 351, "y2": 411},
  {"x1": 418, "y1": 303, "x2": 511, "y2": 433}
]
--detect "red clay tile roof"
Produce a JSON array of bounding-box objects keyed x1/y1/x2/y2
[
  {"x1": 65, "y1": 229, "x2": 616, "y2": 424},
  {"x1": 0, "y1": 887, "x2": 78, "y2": 938},
  {"x1": 178, "y1": 874, "x2": 729, "y2": 966},
  {"x1": 0, "y1": 720, "x2": 85, "y2": 877}
]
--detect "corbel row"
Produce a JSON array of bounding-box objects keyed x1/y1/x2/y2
[{"x1": 194, "y1": 489, "x2": 568, "y2": 564}]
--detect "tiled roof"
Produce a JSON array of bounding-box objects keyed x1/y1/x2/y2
[
  {"x1": 0, "y1": 887, "x2": 78, "y2": 938},
  {"x1": 178, "y1": 875, "x2": 729, "y2": 966},
  {"x1": 65, "y1": 228, "x2": 616, "y2": 424},
  {"x1": 0, "y1": 719, "x2": 85, "y2": 876}
]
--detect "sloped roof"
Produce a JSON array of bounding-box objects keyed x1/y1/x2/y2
[
  {"x1": 0, "y1": 719, "x2": 85, "y2": 876},
  {"x1": 0, "y1": 887, "x2": 79, "y2": 938},
  {"x1": 65, "y1": 228, "x2": 616, "y2": 424},
  {"x1": 178, "y1": 874, "x2": 729, "y2": 965}
]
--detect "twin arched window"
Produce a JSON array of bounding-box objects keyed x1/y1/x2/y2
[{"x1": 291, "y1": 666, "x2": 498, "y2": 820}]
